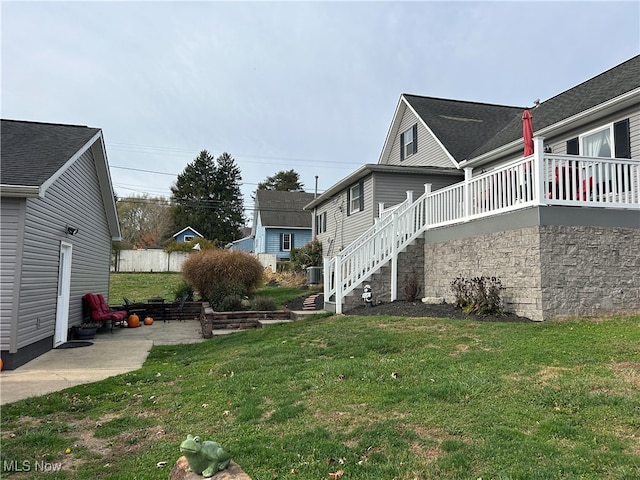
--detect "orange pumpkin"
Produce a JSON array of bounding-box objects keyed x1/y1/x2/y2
[
  {"x1": 143, "y1": 316, "x2": 154, "y2": 325},
  {"x1": 127, "y1": 314, "x2": 140, "y2": 328},
  {"x1": 0, "y1": 357, "x2": 3, "y2": 371}
]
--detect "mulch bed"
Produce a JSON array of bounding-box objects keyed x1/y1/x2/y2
[{"x1": 286, "y1": 295, "x2": 532, "y2": 323}]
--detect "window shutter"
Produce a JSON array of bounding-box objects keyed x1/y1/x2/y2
[
  {"x1": 290, "y1": 234, "x2": 294, "y2": 249},
  {"x1": 359, "y1": 181, "x2": 364, "y2": 211},
  {"x1": 323, "y1": 213, "x2": 327, "y2": 232},
  {"x1": 346, "y1": 188, "x2": 351, "y2": 216},
  {"x1": 280, "y1": 233, "x2": 283, "y2": 251},
  {"x1": 412, "y1": 124, "x2": 418, "y2": 154},
  {"x1": 566, "y1": 137, "x2": 579, "y2": 155},
  {"x1": 400, "y1": 131, "x2": 405, "y2": 161},
  {"x1": 614, "y1": 119, "x2": 631, "y2": 158}
]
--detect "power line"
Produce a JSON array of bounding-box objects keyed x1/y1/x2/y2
[{"x1": 108, "y1": 142, "x2": 362, "y2": 168}]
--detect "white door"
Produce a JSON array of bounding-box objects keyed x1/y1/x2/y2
[{"x1": 54, "y1": 242, "x2": 72, "y2": 346}]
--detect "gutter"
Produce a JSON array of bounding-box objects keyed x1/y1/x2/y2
[{"x1": 0, "y1": 185, "x2": 42, "y2": 198}]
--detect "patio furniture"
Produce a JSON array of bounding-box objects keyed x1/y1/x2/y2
[
  {"x1": 123, "y1": 297, "x2": 146, "y2": 318},
  {"x1": 166, "y1": 295, "x2": 188, "y2": 323},
  {"x1": 147, "y1": 297, "x2": 168, "y2": 322},
  {"x1": 82, "y1": 293, "x2": 128, "y2": 332}
]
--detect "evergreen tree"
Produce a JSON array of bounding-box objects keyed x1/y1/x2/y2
[
  {"x1": 257, "y1": 169, "x2": 305, "y2": 191},
  {"x1": 171, "y1": 150, "x2": 245, "y2": 243}
]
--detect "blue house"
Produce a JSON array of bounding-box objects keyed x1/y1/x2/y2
[
  {"x1": 252, "y1": 190, "x2": 315, "y2": 260},
  {"x1": 172, "y1": 226, "x2": 204, "y2": 243}
]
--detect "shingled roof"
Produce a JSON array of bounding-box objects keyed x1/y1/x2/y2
[
  {"x1": 468, "y1": 54, "x2": 640, "y2": 159},
  {"x1": 1, "y1": 119, "x2": 102, "y2": 188},
  {"x1": 255, "y1": 190, "x2": 315, "y2": 228},
  {"x1": 403, "y1": 95, "x2": 525, "y2": 160}
]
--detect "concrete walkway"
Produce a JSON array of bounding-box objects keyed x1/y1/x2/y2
[{"x1": 0, "y1": 320, "x2": 211, "y2": 405}]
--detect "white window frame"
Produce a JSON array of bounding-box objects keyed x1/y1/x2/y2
[
  {"x1": 282, "y1": 233, "x2": 292, "y2": 251},
  {"x1": 183, "y1": 235, "x2": 194, "y2": 242},
  {"x1": 315, "y1": 212, "x2": 326, "y2": 234},
  {"x1": 402, "y1": 125, "x2": 416, "y2": 159},
  {"x1": 349, "y1": 184, "x2": 362, "y2": 214},
  {"x1": 580, "y1": 124, "x2": 613, "y2": 158}
]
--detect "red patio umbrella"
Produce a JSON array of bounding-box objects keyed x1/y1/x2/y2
[{"x1": 522, "y1": 109, "x2": 534, "y2": 156}]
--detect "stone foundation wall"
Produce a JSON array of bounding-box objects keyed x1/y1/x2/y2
[
  {"x1": 342, "y1": 239, "x2": 424, "y2": 312},
  {"x1": 539, "y1": 225, "x2": 640, "y2": 319},
  {"x1": 423, "y1": 226, "x2": 543, "y2": 320},
  {"x1": 423, "y1": 220, "x2": 640, "y2": 321}
]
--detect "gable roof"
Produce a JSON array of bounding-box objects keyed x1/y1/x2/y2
[
  {"x1": 402, "y1": 95, "x2": 526, "y2": 161},
  {"x1": 1, "y1": 120, "x2": 102, "y2": 190},
  {"x1": 255, "y1": 190, "x2": 315, "y2": 228},
  {"x1": 172, "y1": 226, "x2": 204, "y2": 239},
  {"x1": 1, "y1": 119, "x2": 121, "y2": 240},
  {"x1": 466, "y1": 54, "x2": 640, "y2": 162}
]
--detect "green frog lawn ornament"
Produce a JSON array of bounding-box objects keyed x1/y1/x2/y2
[{"x1": 179, "y1": 434, "x2": 231, "y2": 476}]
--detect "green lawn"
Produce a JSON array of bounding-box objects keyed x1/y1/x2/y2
[
  {"x1": 2, "y1": 312, "x2": 639, "y2": 479},
  {"x1": 108, "y1": 273, "x2": 316, "y2": 309},
  {"x1": 109, "y1": 272, "x2": 185, "y2": 304}
]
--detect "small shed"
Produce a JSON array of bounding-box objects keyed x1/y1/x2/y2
[{"x1": 0, "y1": 119, "x2": 121, "y2": 369}]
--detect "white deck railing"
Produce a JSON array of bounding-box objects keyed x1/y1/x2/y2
[{"x1": 325, "y1": 138, "x2": 640, "y2": 313}]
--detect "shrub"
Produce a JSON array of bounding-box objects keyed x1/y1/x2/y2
[
  {"x1": 182, "y1": 250, "x2": 264, "y2": 308},
  {"x1": 173, "y1": 280, "x2": 194, "y2": 301},
  {"x1": 218, "y1": 294, "x2": 245, "y2": 312},
  {"x1": 263, "y1": 269, "x2": 307, "y2": 288},
  {"x1": 252, "y1": 296, "x2": 277, "y2": 311},
  {"x1": 290, "y1": 239, "x2": 323, "y2": 271},
  {"x1": 451, "y1": 276, "x2": 505, "y2": 316}
]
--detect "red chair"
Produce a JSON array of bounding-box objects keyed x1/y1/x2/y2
[
  {"x1": 551, "y1": 166, "x2": 593, "y2": 201},
  {"x1": 82, "y1": 293, "x2": 128, "y2": 331}
]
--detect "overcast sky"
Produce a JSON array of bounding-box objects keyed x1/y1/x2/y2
[{"x1": 2, "y1": 1, "x2": 639, "y2": 220}]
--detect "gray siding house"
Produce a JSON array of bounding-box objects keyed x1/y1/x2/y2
[
  {"x1": 1, "y1": 120, "x2": 121, "y2": 369},
  {"x1": 313, "y1": 55, "x2": 640, "y2": 321}
]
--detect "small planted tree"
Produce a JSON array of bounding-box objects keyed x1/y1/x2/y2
[{"x1": 182, "y1": 250, "x2": 264, "y2": 310}]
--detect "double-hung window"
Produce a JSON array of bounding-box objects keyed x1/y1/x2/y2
[
  {"x1": 400, "y1": 124, "x2": 418, "y2": 160},
  {"x1": 315, "y1": 212, "x2": 327, "y2": 234},
  {"x1": 347, "y1": 181, "x2": 364, "y2": 215},
  {"x1": 281, "y1": 233, "x2": 292, "y2": 251}
]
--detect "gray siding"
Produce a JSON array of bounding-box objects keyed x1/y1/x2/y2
[
  {"x1": 316, "y1": 176, "x2": 375, "y2": 256},
  {"x1": 315, "y1": 171, "x2": 464, "y2": 257},
  {"x1": 383, "y1": 107, "x2": 455, "y2": 168},
  {"x1": 537, "y1": 105, "x2": 639, "y2": 158},
  {"x1": 372, "y1": 171, "x2": 464, "y2": 214},
  {"x1": 16, "y1": 149, "x2": 113, "y2": 350},
  {"x1": 0, "y1": 198, "x2": 25, "y2": 351}
]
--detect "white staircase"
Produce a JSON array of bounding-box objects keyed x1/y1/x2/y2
[{"x1": 323, "y1": 137, "x2": 640, "y2": 314}]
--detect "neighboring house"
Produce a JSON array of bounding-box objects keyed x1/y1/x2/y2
[
  {"x1": 173, "y1": 226, "x2": 204, "y2": 243},
  {"x1": 310, "y1": 55, "x2": 640, "y2": 321},
  {"x1": 252, "y1": 190, "x2": 316, "y2": 260},
  {"x1": 228, "y1": 236, "x2": 254, "y2": 253},
  {"x1": 1, "y1": 120, "x2": 121, "y2": 369}
]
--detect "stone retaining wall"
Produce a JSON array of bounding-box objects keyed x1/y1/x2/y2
[{"x1": 200, "y1": 304, "x2": 292, "y2": 338}]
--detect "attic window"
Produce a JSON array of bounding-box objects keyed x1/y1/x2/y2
[
  {"x1": 400, "y1": 124, "x2": 418, "y2": 160},
  {"x1": 183, "y1": 235, "x2": 194, "y2": 242}
]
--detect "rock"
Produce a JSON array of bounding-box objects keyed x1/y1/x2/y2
[
  {"x1": 422, "y1": 296, "x2": 445, "y2": 304},
  {"x1": 169, "y1": 457, "x2": 251, "y2": 480}
]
